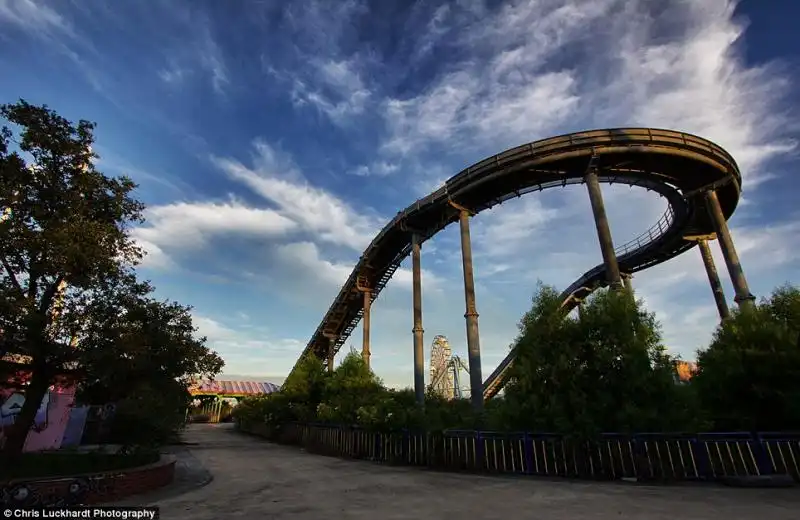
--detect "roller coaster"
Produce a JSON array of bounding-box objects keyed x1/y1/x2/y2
[{"x1": 287, "y1": 128, "x2": 742, "y2": 401}]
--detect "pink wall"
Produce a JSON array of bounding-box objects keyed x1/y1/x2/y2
[{"x1": 1, "y1": 385, "x2": 77, "y2": 452}]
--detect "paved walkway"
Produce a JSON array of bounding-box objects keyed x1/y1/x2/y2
[{"x1": 136, "y1": 424, "x2": 800, "y2": 519}]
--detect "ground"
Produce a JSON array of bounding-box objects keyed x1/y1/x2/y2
[{"x1": 125, "y1": 424, "x2": 800, "y2": 519}]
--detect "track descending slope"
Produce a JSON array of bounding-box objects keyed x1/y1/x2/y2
[{"x1": 287, "y1": 129, "x2": 742, "y2": 393}]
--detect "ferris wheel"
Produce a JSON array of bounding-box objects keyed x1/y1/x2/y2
[{"x1": 428, "y1": 335, "x2": 470, "y2": 400}]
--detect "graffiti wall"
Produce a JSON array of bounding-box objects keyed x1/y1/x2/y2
[{"x1": 0, "y1": 386, "x2": 88, "y2": 452}]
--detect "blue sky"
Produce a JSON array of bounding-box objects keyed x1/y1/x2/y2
[{"x1": 1, "y1": 0, "x2": 798, "y2": 387}]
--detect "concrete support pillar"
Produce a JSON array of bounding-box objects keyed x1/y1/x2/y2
[
  {"x1": 697, "y1": 237, "x2": 730, "y2": 320},
  {"x1": 411, "y1": 233, "x2": 425, "y2": 406},
  {"x1": 458, "y1": 209, "x2": 484, "y2": 411},
  {"x1": 585, "y1": 168, "x2": 622, "y2": 288},
  {"x1": 327, "y1": 337, "x2": 335, "y2": 373},
  {"x1": 705, "y1": 190, "x2": 755, "y2": 308},
  {"x1": 362, "y1": 290, "x2": 372, "y2": 369},
  {"x1": 623, "y1": 273, "x2": 633, "y2": 293}
]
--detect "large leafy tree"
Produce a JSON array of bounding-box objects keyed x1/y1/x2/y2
[
  {"x1": 75, "y1": 276, "x2": 224, "y2": 405},
  {"x1": 503, "y1": 283, "x2": 697, "y2": 436},
  {"x1": 692, "y1": 284, "x2": 800, "y2": 431},
  {"x1": 280, "y1": 354, "x2": 328, "y2": 422},
  {"x1": 0, "y1": 100, "x2": 144, "y2": 455},
  {"x1": 75, "y1": 277, "x2": 224, "y2": 447},
  {"x1": 317, "y1": 351, "x2": 385, "y2": 425}
]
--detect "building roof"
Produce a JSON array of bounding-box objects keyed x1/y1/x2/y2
[{"x1": 188, "y1": 380, "x2": 280, "y2": 396}]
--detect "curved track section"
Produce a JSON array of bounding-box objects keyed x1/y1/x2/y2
[{"x1": 287, "y1": 128, "x2": 742, "y2": 391}]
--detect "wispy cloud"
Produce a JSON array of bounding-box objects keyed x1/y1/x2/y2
[
  {"x1": 193, "y1": 314, "x2": 303, "y2": 377},
  {"x1": 8, "y1": 0, "x2": 797, "y2": 386},
  {"x1": 132, "y1": 200, "x2": 297, "y2": 269},
  {"x1": 0, "y1": 0, "x2": 72, "y2": 38},
  {"x1": 211, "y1": 140, "x2": 382, "y2": 250}
]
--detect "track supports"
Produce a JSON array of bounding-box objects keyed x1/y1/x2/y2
[
  {"x1": 362, "y1": 289, "x2": 372, "y2": 368},
  {"x1": 325, "y1": 335, "x2": 336, "y2": 373},
  {"x1": 694, "y1": 236, "x2": 730, "y2": 320},
  {"x1": 705, "y1": 190, "x2": 755, "y2": 308},
  {"x1": 585, "y1": 166, "x2": 622, "y2": 288},
  {"x1": 411, "y1": 233, "x2": 425, "y2": 406},
  {"x1": 457, "y1": 208, "x2": 484, "y2": 411},
  {"x1": 622, "y1": 273, "x2": 633, "y2": 294}
]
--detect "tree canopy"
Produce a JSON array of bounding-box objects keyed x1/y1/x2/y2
[
  {"x1": 0, "y1": 100, "x2": 223, "y2": 455},
  {"x1": 502, "y1": 284, "x2": 699, "y2": 436},
  {"x1": 692, "y1": 284, "x2": 800, "y2": 431},
  {"x1": 236, "y1": 282, "x2": 800, "y2": 438}
]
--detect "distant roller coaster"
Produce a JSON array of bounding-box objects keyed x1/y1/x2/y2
[
  {"x1": 428, "y1": 335, "x2": 470, "y2": 400},
  {"x1": 288, "y1": 128, "x2": 752, "y2": 411}
]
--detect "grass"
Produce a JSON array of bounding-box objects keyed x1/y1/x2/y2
[{"x1": 0, "y1": 449, "x2": 160, "y2": 480}]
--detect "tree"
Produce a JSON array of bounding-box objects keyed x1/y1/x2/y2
[
  {"x1": 501, "y1": 283, "x2": 569, "y2": 432},
  {"x1": 73, "y1": 279, "x2": 224, "y2": 447},
  {"x1": 317, "y1": 351, "x2": 385, "y2": 425},
  {"x1": 503, "y1": 283, "x2": 698, "y2": 436},
  {"x1": 280, "y1": 354, "x2": 327, "y2": 422},
  {"x1": 692, "y1": 284, "x2": 800, "y2": 431},
  {"x1": 75, "y1": 278, "x2": 224, "y2": 405},
  {"x1": 1, "y1": 100, "x2": 144, "y2": 455}
]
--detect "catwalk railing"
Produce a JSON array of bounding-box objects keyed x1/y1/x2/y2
[{"x1": 238, "y1": 422, "x2": 800, "y2": 483}]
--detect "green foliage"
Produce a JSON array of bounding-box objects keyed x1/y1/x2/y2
[
  {"x1": 280, "y1": 354, "x2": 327, "y2": 421},
  {"x1": 318, "y1": 352, "x2": 385, "y2": 425},
  {"x1": 235, "y1": 283, "x2": 799, "y2": 438},
  {"x1": 0, "y1": 100, "x2": 222, "y2": 455},
  {"x1": 104, "y1": 379, "x2": 191, "y2": 449},
  {"x1": 693, "y1": 284, "x2": 800, "y2": 431},
  {"x1": 502, "y1": 284, "x2": 699, "y2": 437},
  {"x1": 75, "y1": 281, "x2": 225, "y2": 405}
]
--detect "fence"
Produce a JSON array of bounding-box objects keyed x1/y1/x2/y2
[{"x1": 239, "y1": 422, "x2": 800, "y2": 483}]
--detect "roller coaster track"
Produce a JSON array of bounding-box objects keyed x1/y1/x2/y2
[{"x1": 288, "y1": 128, "x2": 742, "y2": 398}]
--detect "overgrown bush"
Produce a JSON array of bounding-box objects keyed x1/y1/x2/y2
[
  {"x1": 104, "y1": 381, "x2": 190, "y2": 449},
  {"x1": 234, "y1": 283, "x2": 799, "y2": 437},
  {"x1": 693, "y1": 284, "x2": 800, "y2": 431}
]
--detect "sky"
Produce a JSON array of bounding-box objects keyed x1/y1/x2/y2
[{"x1": 1, "y1": 0, "x2": 798, "y2": 388}]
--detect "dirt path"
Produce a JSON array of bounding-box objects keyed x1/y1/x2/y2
[{"x1": 140, "y1": 424, "x2": 799, "y2": 519}]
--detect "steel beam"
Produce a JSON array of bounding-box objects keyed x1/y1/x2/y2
[
  {"x1": 705, "y1": 190, "x2": 755, "y2": 308},
  {"x1": 411, "y1": 233, "x2": 425, "y2": 406},
  {"x1": 362, "y1": 289, "x2": 371, "y2": 368},
  {"x1": 458, "y1": 209, "x2": 484, "y2": 411},
  {"x1": 697, "y1": 237, "x2": 730, "y2": 320},
  {"x1": 585, "y1": 167, "x2": 622, "y2": 287}
]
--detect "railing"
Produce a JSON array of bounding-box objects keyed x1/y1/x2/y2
[
  {"x1": 614, "y1": 203, "x2": 676, "y2": 258},
  {"x1": 239, "y1": 422, "x2": 800, "y2": 483}
]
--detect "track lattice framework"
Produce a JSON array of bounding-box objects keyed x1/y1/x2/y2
[{"x1": 287, "y1": 128, "x2": 742, "y2": 392}]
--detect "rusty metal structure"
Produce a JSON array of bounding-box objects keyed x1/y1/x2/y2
[
  {"x1": 428, "y1": 335, "x2": 470, "y2": 400},
  {"x1": 287, "y1": 128, "x2": 751, "y2": 409}
]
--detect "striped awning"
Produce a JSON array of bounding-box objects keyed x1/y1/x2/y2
[{"x1": 188, "y1": 380, "x2": 280, "y2": 396}]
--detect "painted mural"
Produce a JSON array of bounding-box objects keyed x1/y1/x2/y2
[{"x1": 0, "y1": 385, "x2": 89, "y2": 452}]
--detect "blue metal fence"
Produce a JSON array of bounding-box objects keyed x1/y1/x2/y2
[{"x1": 239, "y1": 422, "x2": 800, "y2": 483}]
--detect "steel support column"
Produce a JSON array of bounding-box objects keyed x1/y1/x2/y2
[
  {"x1": 362, "y1": 290, "x2": 372, "y2": 368},
  {"x1": 585, "y1": 168, "x2": 622, "y2": 287},
  {"x1": 705, "y1": 190, "x2": 755, "y2": 307},
  {"x1": 458, "y1": 209, "x2": 484, "y2": 411},
  {"x1": 697, "y1": 237, "x2": 730, "y2": 320},
  {"x1": 411, "y1": 233, "x2": 425, "y2": 406}
]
